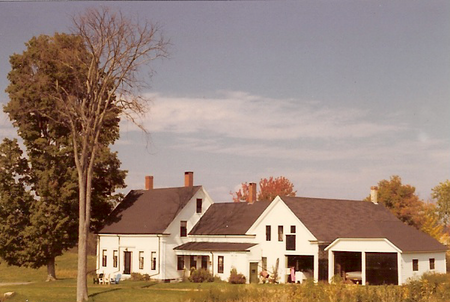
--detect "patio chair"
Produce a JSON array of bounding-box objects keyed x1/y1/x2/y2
[
  {"x1": 111, "y1": 273, "x2": 121, "y2": 284},
  {"x1": 98, "y1": 273, "x2": 105, "y2": 284},
  {"x1": 104, "y1": 274, "x2": 111, "y2": 284}
]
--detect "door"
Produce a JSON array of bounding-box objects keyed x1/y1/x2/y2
[
  {"x1": 124, "y1": 251, "x2": 132, "y2": 274},
  {"x1": 249, "y1": 262, "x2": 258, "y2": 284}
]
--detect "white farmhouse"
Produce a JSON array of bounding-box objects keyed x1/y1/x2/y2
[{"x1": 96, "y1": 172, "x2": 447, "y2": 285}]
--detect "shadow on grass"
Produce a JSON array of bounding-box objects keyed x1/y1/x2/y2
[
  {"x1": 141, "y1": 283, "x2": 158, "y2": 289},
  {"x1": 89, "y1": 287, "x2": 121, "y2": 298}
]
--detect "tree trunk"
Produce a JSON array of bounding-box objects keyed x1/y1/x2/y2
[
  {"x1": 76, "y1": 170, "x2": 89, "y2": 302},
  {"x1": 46, "y1": 257, "x2": 57, "y2": 282},
  {"x1": 77, "y1": 216, "x2": 89, "y2": 302}
]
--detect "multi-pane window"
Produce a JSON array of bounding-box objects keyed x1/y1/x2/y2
[
  {"x1": 180, "y1": 221, "x2": 187, "y2": 237},
  {"x1": 413, "y1": 259, "x2": 419, "y2": 271},
  {"x1": 429, "y1": 258, "x2": 435, "y2": 270},
  {"x1": 266, "y1": 225, "x2": 271, "y2": 241},
  {"x1": 139, "y1": 251, "x2": 144, "y2": 269},
  {"x1": 113, "y1": 250, "x2": 118, "y2": 268},
  {"x1": 218, "y1": 256, "x2": 224, "y2": 274},
  {"x1": 177, "y1": 256, "x2": 185, "y2": 270},
  {"x1": 278, "y1": 225, "x2": 284, "y2": 241},
  {"x1": 196, "y1": 198, "x2": 203, "y2": 214},
  {"x1": 190, "y1": 256, "x2": 197, "y2": 269},
  {"x1": 290, "y1": 225, "x2": 296, "y2": 233},
  {"x1": 102, "y1": 250, "x2": 107, "y2": 267},
  {"x1": 286, "y1": 235, "x2": 296, "y2": 251},
  {"x1": 151, "y1": 252, "x2": 157, "y2": 270}
]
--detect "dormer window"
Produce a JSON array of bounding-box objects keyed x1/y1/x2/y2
[
  {"x1": 196, "y1": 198, "x2": 202, "y2": 214},
  {"x1": 180, "y1": 221, "x2": 187, "y2": 237}
]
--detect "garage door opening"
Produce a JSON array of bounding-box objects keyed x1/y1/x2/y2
[
  {"x1": 334, "y1": 252, "x2": 361, "y2": 283},
  {"x1": 366, "y1": 252, "x2": 398, "y2": 285}
]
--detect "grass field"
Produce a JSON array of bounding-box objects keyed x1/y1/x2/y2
[{"x1": 2, "y1": 252, "x2": 450, "y2": 302}]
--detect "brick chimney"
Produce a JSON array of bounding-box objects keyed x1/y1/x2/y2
[
  {"x1": 370, "y1": 186, "x2": 378, "y2": 204},
  {"x1": 185, "y1": 171, "x2": 194, "y2": 187},
  {"x1": 145, "y1": 176, "x2": 154, "y2": 190},
  {"x1": 248, "y1": 182, "x2": 257, "y2": 204}
]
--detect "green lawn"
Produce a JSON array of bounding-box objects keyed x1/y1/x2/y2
[{"x1": 2, "y1": 253, "x2": 450, "y2": 302}]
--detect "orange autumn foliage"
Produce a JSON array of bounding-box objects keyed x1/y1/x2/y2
[{"x1": 231, "y1": 176, "x2": 297, "y2": 203}]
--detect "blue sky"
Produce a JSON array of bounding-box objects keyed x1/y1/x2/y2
[{"x1": 0, "y1": 1, "x2": 449, "y2": 201}]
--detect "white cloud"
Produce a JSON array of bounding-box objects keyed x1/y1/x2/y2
[{"x1": 129, "y1": 91, "x2": 404, "y2": 141}]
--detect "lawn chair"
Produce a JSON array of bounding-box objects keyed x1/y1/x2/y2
[
  {"x1": 98, "y1": 273, "x2": 105, "y2": 284},
  {"x1": 111, "y1": 273, "x2": 121, "y2": 284}
]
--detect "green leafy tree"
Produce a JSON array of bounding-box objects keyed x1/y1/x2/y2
[
  {"x1": 2, "y1": 33, "x2": 126, "y2": 281},
  {"x1": 0, "y1": 139, "x2": 33, "y2": 267},
  {"x1": 420, "y1": 203, "x2": 448, "y2": 244},
  {"x1": 231, "y1": 176, "x2": 297, "y2": 202},
  {"x1": 39, "y1": 8, "x2": 167, "y2": 301},
  {"x1": 372, "y1": 175, "x2": 425, "y2": 229},
  {"x1": 432, "y1": 180, "x2": 450, "y2": 226}
]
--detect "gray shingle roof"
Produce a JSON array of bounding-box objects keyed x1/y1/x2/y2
[
  {"x1": 99, "y1": 186, "x2": 201, "y2": 234},
  {"x1": 189, "y1": 201, "x2": 271, "y2": 235},
  {"x1": 174, "y1": 242, "x2": 257, "y2": 252},
  {"x1": 282, "y1": 196, "x2": 447, "y2": 252}
]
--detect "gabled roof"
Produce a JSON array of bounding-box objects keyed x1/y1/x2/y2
[
  {"x1": 282, "y1": 196, "x2": 447, "y2": 252},
  {"x1": 189, "y1": 201, "x2": 272, "y2": 235},
  {"x1": 174, "y1": 242, "x2": 257, "y2": 252},
  {"x1": 99, "y1": 186, "x2": 201, "y2": 235}
]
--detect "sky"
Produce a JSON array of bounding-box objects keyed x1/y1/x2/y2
[{"x1": 0, "y1": 1, "x2": 449, "y2": 202}]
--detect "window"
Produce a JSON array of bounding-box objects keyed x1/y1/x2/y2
[
  {"x1": 190, "y1": 256, "x2": 197, "y2": 269},
  {"x1": 286, "y1": 235, "x2": 296, "y2": 250},
  {"x1": 201, "y1": 256, "x2": 208, "y2": 270},
  {"x1": 262, "y1": 257, "x2": 267, "y2": 271},
  {"x1": 429, "y1": 258, "x2": 435, "y2": 270},
  {"x1": 278, "y1": 225, "x2": 284, "y2": 241},
  {"x1": 151, "y1": 252, "x2": 157, "y2": 270},
  {"x1": 218, "y1": 256, "x2": 224, "y2": 274},
  {"x1": 413, "y1": 259, "x2": 419, "y2": 271},
  {"x1": 177, "y1": 256, "x2": 185, "y2": 270},
  {"x1": 139, "y1": 251, "x2": 144, "y2": 269},
  {"x1": 290, "y1": 225, "x2": 296, "y2": 233},
  {"x1": 196, "y1": 198, "x2": 203, "y2": 213},
  {"x1": 113, "y1": 250, "x2": 118, "y2": 268},
  {"x1": 266, "y1": 225, "x2": 271, "y2": 241},
  {"x1": 102, "y1": 250, "x2": 107, "y2": 267},
  {"x1": 180, "y1": 221, "x2": 187, "y2": 237}
]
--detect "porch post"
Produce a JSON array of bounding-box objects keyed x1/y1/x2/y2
[
  {"x1": 314, "y1": 253, "x2": 319, "y2": 282},
  {"x1": 361, "y1": 251, "x2": 366, "y2": 285},
  {"x1": 328, "y1": 250, "x2": 334, "y2": 283}
]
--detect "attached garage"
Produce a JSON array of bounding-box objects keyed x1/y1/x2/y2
[
  {"x1": 326, "y1": 238, "x2": 402, "y2": 285},
  {"x1": 366, "y1": 252, "x2": 397, "y2": 285}
]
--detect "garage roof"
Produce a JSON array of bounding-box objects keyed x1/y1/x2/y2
[{"x1": 282, "y1": 196, "x2": 447, "y2": 252}]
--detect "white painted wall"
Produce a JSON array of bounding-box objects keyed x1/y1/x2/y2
[
  {"x1": 326, "y1": 238, "x2": 400, "y2": 253},
  {"x1": 209, "y1": 251, "x2": 254, "y2": 282},
  {"x1": 97, "y1": 186, "x2": 214, "y2": 281},
  {"x1": 401, "y1": 252, "x2": 446, "y2": 284},
  {"x1": 247, "y1": 197, "x2": 319, "y2": 283},
  {"x1": 96, "y1": 234, "x2": 164, "y2": 280},
  {"x1": 162, "y1": 187, "x2": 214, "y2": 280}
]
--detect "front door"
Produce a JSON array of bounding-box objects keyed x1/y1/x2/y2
[
  {"x1": 249, "y1": 262, "x2": 258, "y2": 283},
  {"x1": 124, "y1": 251, "x2": 132, "y2": 274}
]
